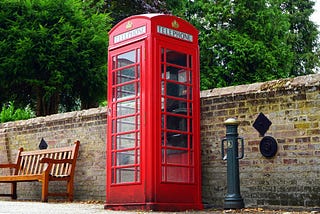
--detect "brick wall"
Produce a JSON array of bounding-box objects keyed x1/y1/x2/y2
[
  {"x1": 0, "y1": 73, "x2": 319, "y2": 208},
  {"x1": 0, "y1": 108, "x2": 107, "y2": 202},
  {"x1": 201, "y1": 74, "x2": 320, "y2": 208}
]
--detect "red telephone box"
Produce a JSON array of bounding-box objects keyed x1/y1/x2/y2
[{"x1": 105, "y1": 14, "x2": 202, "y2": 211}]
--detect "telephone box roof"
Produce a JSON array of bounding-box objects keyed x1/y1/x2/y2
[{"x1": 108, "y1": 13, "x2": 198, "y2": 47}]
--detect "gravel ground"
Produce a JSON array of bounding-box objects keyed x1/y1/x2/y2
[{"x1": 0, "y1": 201, "x2": 319, "y2": 214}]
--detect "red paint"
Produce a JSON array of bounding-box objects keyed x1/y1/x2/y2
[{"x1": 105, "y1": 14, "x2": 202, "y2": 211}]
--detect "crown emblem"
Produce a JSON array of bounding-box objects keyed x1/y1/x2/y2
[
  {"x1": 126, "y1": 21, "x2": 133, "y2": 29},
  {"x1": 172, "y1": 20, "x2": 179, "y2": 28}
]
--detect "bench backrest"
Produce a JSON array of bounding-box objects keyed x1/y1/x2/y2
[{"x1": 15, "y1": 141, "x2": 80, "y2": 177}]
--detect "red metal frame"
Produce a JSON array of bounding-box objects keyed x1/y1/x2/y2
[{"x1": 106, "y1": 14, "x2": 202, "y2": 211}]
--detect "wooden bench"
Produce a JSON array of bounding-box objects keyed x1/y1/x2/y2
[{"x1": 0, "y1": 141, "x2": 80, "y2": 202}]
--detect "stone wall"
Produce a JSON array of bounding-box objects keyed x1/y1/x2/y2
[
  {"x1": 0, "y1": 73, "x2": 319, "y2": 208},
  {"x1": 200, "y1": 74, "x2": 320, "y2": 208}
]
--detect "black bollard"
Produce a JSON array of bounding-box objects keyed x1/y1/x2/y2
[{"x1": 221, "y1": 118, "x2": 245, "y2": 209}]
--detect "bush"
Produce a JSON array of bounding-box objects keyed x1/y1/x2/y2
[{"x1": 0, "y1": 102, "x2": 35, "y2": 123}]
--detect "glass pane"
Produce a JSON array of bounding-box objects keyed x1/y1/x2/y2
[
  {"x1": 117, "y1": 116, "x2": 136, "y2": 133},
  {"x1": 117, "y1": 150, "x2": 136, "y2": 166},
  {"x1": 167, "y1": 133, "x2": 188, "y2": 148},
  {"x1": 137, "y1": 132, "x2": 140, "y2": 147},
  {"x1": 116, "y1": 168, "x2": 135, "y2": 183},
  {"x1": 136, "y1": 115, "x2": 140, "y2": 129},
  {"x1": 116, "y1": 67, "x2": 135, "y2": 84},
  {"x1": 189, "y1": 167, "x2": 194, "y2": 183},
  {"x1": 188, "y1": 86, "x2": 192, "y2": 100},
  {"x1": 111, "y1": 136, "x2": 116, "y2": 150},
  {"x1": 111, "y1": 169, "x2": 115, "y2": 183},
  {"x1": 116, "y1": 133, "x2": 135, "y2": 149},
  {"x1": 112, "y1": 56, "x2": 116, "y2": 70},
  {"x1": 161, "y1": 132, "x2": 167, "y2": 147},
  {"x1": 166, "y1": 166, "x2": 189, "y2": 182},
  {"x1": 137, "y1": 65, "x2": 140, "y2": 78},
  {"x1": 162, "y1": 166, "x2": 166, "y2": 181},
  {"x1": 111, "y1": 152, "x2": 115, "y2": 166},
  {"x1": 161, "y1": 65, "x2": 165, "y2": 78},
  {"x1": 116, "y1": 82, "x2": 136, "y2": 100},
  {"x1": 166, "y1": 82, "x2": 187, "y2": 98},
  {"x1": 117, "y1": 50, "x2": 136, "y2": 68},
  {"x1": 166, "y1": 49, "x2": 187, "y2": 67},
  {"x1": 136, "y1": 167, "x2": 140, "y2": 182},
  {"x1": 117, "y1": 100, "x2": 136, "y2": 116},
  {"x1": 166, "y1": 149, "x2": 188, "y2": 164},
  {"x1": 112, "y1": 119, "x2": 116, "y2": 133},
  {"x1": 161, "y1": 97, "x2": 165, "y2": 111},
  {"x1": 166, "y1": 66, "x2": 188, "y2": 83},
  {"x1": 190, "y1": 151, "x2": 194, "y2": 165},
  {"x1": 161, "y1": 114, "x2": 165, "y2": 129},
  {"x1": 166, "y1": 98, "x2": 187, "y2": 113},
  {"x1": 135, "y1": 149, "x2": 140, "y2": 164},
  {"x1": 161, "y1": 81, "x2": 165, "y2": 95},
  {"x1": 167, "y1": 115, "x2": 187, "y2": 131},
  {"x1": 161, "y1": 48, "x2": 164, "y2": 62},
  {"x1": 137, "y1": 49, "x2": 140, "y2": 63}
]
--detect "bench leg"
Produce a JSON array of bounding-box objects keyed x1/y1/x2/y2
[
  {"x1": 41, "y1": 180, "x2": 49, "y2": 202},
  {"x1": 11, "y1": 182, "x2": 17, "y2": 199},
  {"x1": 67, "y1": 180, "x2": 74, "y2": 202}
]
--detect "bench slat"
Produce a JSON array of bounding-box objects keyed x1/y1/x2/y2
[
  {"x1": 34, "y1": 154, "x2": 40, "y2": 174},
  {"x1": 30, "y1": 154, "x2": 36, "y2": 174}
]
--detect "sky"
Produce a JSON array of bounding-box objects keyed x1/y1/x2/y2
[{"x1": 311, "y1": 0, "x2": 320, "y2": 29}]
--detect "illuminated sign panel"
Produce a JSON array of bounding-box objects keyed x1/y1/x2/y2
[
  {"x1": 157, "y1": 25, "x2": 193, "y2": 42},
  {"x1": 114, "y1": 25, "x2": 146, "y2": 43}
]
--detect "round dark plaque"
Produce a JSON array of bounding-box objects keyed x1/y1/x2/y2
[{"x1": 259, "y1": 136, "x2": 277, "y2": 158}]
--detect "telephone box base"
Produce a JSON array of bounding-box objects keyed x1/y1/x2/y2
[{"x1": 104, "y1": 202, "x2": 203, "y2": 211}]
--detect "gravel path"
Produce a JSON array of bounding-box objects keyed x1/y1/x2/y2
[{"x1": 0, "y1": 201, "x2": 318, "y2": 214}]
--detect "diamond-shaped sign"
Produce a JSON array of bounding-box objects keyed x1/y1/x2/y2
[
  {"x1": 253, "y1": 112, "x2": 272, "y2": 136},
  {"x1": 39, "y1": 138, "x2": 48, "y2": 150}
]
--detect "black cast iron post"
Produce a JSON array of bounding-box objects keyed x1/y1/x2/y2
[{"x1": 221, "y1": 118, "x2": 244, "y2": 209}]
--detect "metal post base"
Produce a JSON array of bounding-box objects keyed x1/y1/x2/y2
[{"x1": 224, "y1": 196, "x2": 244, "y2": 209}]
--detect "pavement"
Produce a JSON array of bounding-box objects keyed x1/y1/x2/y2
[
  {"x1": 0, "y1": 200, "x2": 211, "y2": 214},
  {"x1": 0, "y1": 201, "x2": 107, "y2": 214},
  {"x1": 0, "y1": 200, "x2": 318, "y2": 214}
]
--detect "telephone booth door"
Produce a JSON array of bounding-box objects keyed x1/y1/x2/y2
[
  {"x1": 106, "y1": 41, "x2": 145, "y2": 203},
  {"x1": 154, "y1": 40, "x2": 202, "y2": 204},
  {"x1": 106, "y1": 14, "x2": 202, "y2": 211}
]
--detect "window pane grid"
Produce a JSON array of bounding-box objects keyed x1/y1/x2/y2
[
  {"x1": 110, "y1": 47, "x2": 141, "y2": 185},
  {"x1": 160, "y1": 47, "x2": 194, "y2": 183}
]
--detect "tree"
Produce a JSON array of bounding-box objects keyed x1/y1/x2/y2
[
  {"x1": 183, "y1": 0, "x2": 296, "y2": 89},
  {"x1": 0, "y1": 0, "x2": 111, "y2": 116},
  {"x1": 165, "y1": 0, "x2": 319, "y2": 89},
  {"x1": 108, "y1": 0, "x2": 172, "y2": 26},
  {"x1": 280, "y1": 0, "x2": 320, "y2": 75}
]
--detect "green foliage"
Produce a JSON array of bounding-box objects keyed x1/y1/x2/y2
[
  {"x1": 108, "y1": 0, "x2": 170, "y2": 25},
  {"x1": 169, "y1": 0, "x2": 319, "y2": 89},
  {"x1": 280, "y1": 0, "x2": 320, "y2": 75},
  {"x1": 107, "y1": 0, "x2": 319, "y2": 90},
  {"x1": 0, "y1": 0, "x2": 112, "y2": 116},
  {"x1": 99, "y1": 100, "x2": 107, "y2": 107},
  {"x1": 0, "y1": 102, "x2": 35, "y2": 123},
  {"x1": 183, "y1": 0, "x2": 293, "y2": 89}
]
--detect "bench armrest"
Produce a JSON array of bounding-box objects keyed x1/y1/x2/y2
[
  {"x1": 40, "y1": 158, "x2": 73, "y2": 164},
  {"x1": 0, "y1": 163, "x2": 17, "y2": 169}
]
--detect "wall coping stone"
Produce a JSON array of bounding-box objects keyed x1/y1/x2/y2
[
  {"x1": 0, "y1": 107, "x2": 107, "y2": 129},
  {"x1": 200, "y1": 73, "x2": 320, "y2": 98}
]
